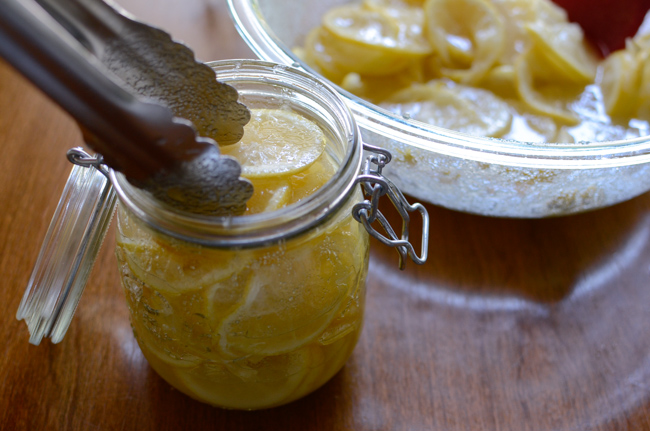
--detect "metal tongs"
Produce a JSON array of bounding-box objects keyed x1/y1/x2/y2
[{"x1": 0, "y1": 0, "x2": 253, "y2": 215}]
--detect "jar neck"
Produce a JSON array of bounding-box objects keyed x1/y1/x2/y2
[{"x1": 110, "y1": 60, "x2": 362, "y2": 248}]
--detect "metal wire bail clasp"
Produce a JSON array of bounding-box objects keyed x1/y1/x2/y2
[
  {"x1": 67, "y1": 147, "x2": 111, "y2": 176},
  {"x1": 353, "y1": 143, "x2": 429, "y2": 270}
]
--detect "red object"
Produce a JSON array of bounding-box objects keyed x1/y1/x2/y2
[{"x1": 552, "y1": 0, "x2": 650, "y2": 56}]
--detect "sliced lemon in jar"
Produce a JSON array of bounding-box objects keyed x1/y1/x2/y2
[
  {"x1": 202, "y1": 267, "x2": 255, "y2": 330},
  {"x1": 288, "y1": 151, "x2": 338, "y2": 202},
  {"x1": 423, "y1": 0, "x2": 505, "y2": 84},
  {"x1": 216, "y1": 221, "x2": 364, "y2": 357},
  {"x1": 380, "y1": 80, "x2": 512, "y2": 137},
  {"x1": 220, "y1": 108, "x2": 326, "y2": 180},
  {"x1": 174, "y1": 348, "x2": 312, "y2": 409},
  {"x1": 116, "y1": 236, "x2": 244, "y2": 295},
  {"x1": 243, "y1": 178, "x2": 292, "y2": 215},
  {"x1": 524, "y1": 21, "x2": 597, "y2": 84},
  {"x1": 242, "y1": 151, "x2": 337, "y2": 214},
  {"x1": 320, "y1": 4, "x2": 431, "y2": 76}
]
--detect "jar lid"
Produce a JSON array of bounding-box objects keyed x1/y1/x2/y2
[{"x1": 16, "y1": 148, "x2": 116, "y2": 345}]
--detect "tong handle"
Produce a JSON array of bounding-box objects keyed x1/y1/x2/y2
[{"x1": 0, "y1": 0, "x2": 210, "y2": 181}]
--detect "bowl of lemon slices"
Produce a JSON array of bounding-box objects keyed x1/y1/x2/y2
[{"x1": 228, "y1": 0, "x2": 650, "y2": 217}]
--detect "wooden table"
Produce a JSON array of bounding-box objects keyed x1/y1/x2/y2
[{"x1": 2, "y1": 1, "x2": 650, "y2": 430}]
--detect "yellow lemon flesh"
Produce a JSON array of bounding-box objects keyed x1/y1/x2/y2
[
  {"x1": 525, "y1": 21, "x2": 598, "y2": 84},
  {"x1": 309, "y1": 4, "x2": 431, "y2": 77},
  {"x1": 515, "y1": 49, "x2": 583, "y2": 125},
  {"x1": 220, "y1": 108, "x2": 326, "y2": 179}
]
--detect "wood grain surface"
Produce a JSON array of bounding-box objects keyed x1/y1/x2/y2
[{"x1": 1, "y1": 1, "x2": 650, "y2": 430}]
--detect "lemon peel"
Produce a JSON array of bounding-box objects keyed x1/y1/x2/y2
[
  {"x1": 215, "y1": 216, "x2": 365, "y2": 357},
  {"x1": 243, "y1": 178, "x2": 292, "y2": 215},
  {"x1": 515, "y1": 49, "x2": 582, "y2": 125},
  {"x1": 525, "y1": 21, "x2": 597, "y2": 84},
  {"x1": 319, "y1": 4, "x2": 431, "y2": 76},
  {"x1": 302, "y1": 27, "x2": 349, "y2": 83},
  {"x1": 423, "y1": 0, "x2": 505, "y2": 84},
  {"x1": 116, "y1": 237, "x2": 243, "y2": 294},
  {"x1": 636, "y1": 56, "x2": 650, "y2": 121},
  {"x1": 220, "y1": 108, "x2": 326, "y2": 180}
]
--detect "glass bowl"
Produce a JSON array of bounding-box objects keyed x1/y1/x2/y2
[{"x1": 227, "y1": 0, "x2": 650, "y2": 218}]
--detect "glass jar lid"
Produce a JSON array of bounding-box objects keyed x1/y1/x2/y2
[{"x1": 16, "y1": 149, "x2": 116, "y2": 345}]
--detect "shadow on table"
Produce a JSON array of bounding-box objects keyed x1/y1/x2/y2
[
  {"x1": 144, "y1": 361, "x2": 358, "y2": 431},
  {"x1": 369, "y1": 192, "x2": 650, "y2": 303}
]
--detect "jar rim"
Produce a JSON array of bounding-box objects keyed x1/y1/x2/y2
[{"x1": 111, "y1": 59, "x2": 363, "y2": 248}]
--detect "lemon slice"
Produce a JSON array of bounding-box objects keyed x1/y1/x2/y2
[
  {"x1": 381, "y1": 80, "x2": 512, "y2": 137},
  {"x1": 220, "y1": 109, "x2": 326, "y2": 180},
  {"x1": 423, "y1": 0, "x2": 504, "y2": 84},
  {"x1": 288, "y1": 151, "x2": 339, "y2": 203},
  {"x1": 479, "y1": 64, "x2": 517, "y2": 98},
  {"x1": 202, "y1": 267, "x2": 255, "y2": 331},
  {"x1": 320, "y1": 4, "x2": 431, "y2": 76},
  {"x1": 302, "y1": 27, "x2": 349, "y2": 83},
  {"x1": 489, "y1": 0, "x2": 562, "y2": 64},
  {"x1": 363, "y1": 0, "x2": 424, "y2": 22},
  {"x1": 243, "y1": 149, "x2": 337, "y2": 215},
  {"x1": 133, "y1": 321, "x2": 203, "y2": 369},
  {"x1": 174, "y1": 348, "x2": 312, "y2": 409},
  {"x1": 525, "y1": 21, "x2": 597, "y2": 84},
  {"x1": 116, "y1": 206, "x2": 237, "y2": 295},
  {"x1": 499, "y1": 101, "x2": 558, "y2": 143},
  {"x1": 216, "y1": 217, "x2": 365, "y2": 357},
  {"x1": 362, "y1": 0, "x2": 428, "y2": 42},
  {"x1": 633, "y1": 32, "x2": 650, "y2": 53},
  {"x1": 318, "y1": 261, "x2": 367, "y2": 347},
  {"x1": 244, "y1": 178, "x2": 292, "y2": 215},
  {"x1": 515, "y1": 50, "x2": 582, "y2": 125},
  {"x1": 340, "y1": 63, "x2": 424, "y2": 103},
  {"x1": 116, "y1": 236, "x2": 243, "y2": 294},
  {"x1": 323, "y1": 4, "x2": 400, "y2": 48},
  {"x1": 600, "y1": 50, "x2": 642, "y2": 118}
]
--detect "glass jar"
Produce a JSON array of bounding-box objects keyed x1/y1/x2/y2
[
  {"x1": 17, "y1": 60, "x2": 428, "y2": 410},
  {"x1": 111, "y1": 60, "x2": 369, "y2": 410}
]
